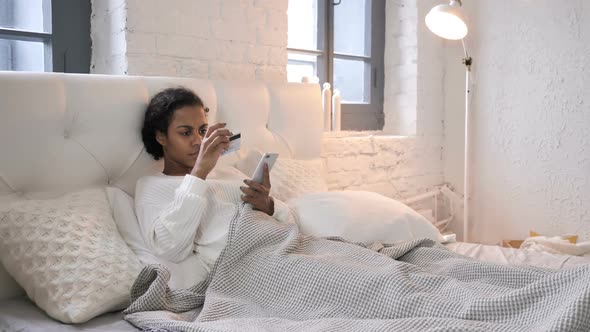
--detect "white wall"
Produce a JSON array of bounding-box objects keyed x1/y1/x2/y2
[{"x1": 443, "y1": 0, "x2": 590, "y2": 243}]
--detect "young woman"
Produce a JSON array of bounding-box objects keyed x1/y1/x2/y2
[{"x1": 134, "y1": 87, "x2": 292, "y2": 271}]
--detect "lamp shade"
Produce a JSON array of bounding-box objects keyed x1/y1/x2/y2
[{"x1": 425, "y1": 1, "x2": 468, "y2": 40}]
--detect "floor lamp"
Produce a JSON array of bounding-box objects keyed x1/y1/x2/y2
[{"x1": 425, "y1": 0, "x2": 473, "y2": 242}]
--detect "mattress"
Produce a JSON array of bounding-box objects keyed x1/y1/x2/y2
[
  {"x1": 0, "y1": 297, "x2": 137, "y2": 332},
  {"x1": 446, "y1": 241, "x2": 590, "y2": 269}
]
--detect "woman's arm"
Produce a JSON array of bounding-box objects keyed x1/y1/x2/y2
[{"x1": 135, "y1": 175, "x2": 209, "y2": 262}]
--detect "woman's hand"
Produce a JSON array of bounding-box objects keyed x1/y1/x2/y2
[
  {"x1": 191, "y1": 123, "x2": 231, "y2": 180},
  {"x1": 240, "y1": 164, "x2": 274, "y2": 215}
]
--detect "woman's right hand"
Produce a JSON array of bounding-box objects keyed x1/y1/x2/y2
[{"x1": 191, "y1": 123, "x2": 231, "y2": 180}]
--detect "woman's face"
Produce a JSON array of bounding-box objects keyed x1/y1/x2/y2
[{"x1": 156, "y1": 105, "x2": 208, "y2": 170}]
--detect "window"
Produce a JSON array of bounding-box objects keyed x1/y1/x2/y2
[
  {"x1": 0, "y1": 0, "x2": 91, "y2": 73},
  {"x1": 288, "y1": 0, "x2": 385, "y2": 130}
]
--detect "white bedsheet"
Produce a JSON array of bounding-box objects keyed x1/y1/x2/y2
[
  {"x1": 0, "y1": 297, "x2": 137, "y2": 332},
  {"x1": 2, "y1": 242, "x2": 589, "y2": 332},
  {"x1": 446, "y1": 241, "x2": 590, "y2": 269}
]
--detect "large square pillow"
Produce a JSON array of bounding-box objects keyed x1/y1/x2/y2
[
  {"x1": 289, "y1": 191, "x2": 445, "y2": 244},
  {"x1": 0, "y1": 188, "x2": 142, "y2": 323},
  {"x1": 237, "y1": 149, "x2": 328, "y2": 202}
]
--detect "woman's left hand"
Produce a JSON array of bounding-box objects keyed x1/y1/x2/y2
[{"x1": 240, "y1": 164, "x2": 274, "y2": 215}]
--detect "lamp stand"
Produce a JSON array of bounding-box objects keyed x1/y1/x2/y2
[{"x1": 461, "y1": 39, "x2": 472, "y2": 242}]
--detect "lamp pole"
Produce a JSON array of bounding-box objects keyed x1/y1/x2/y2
[
  {"x1": 461, "y1": 39, "x2": 472, "y2": 242},
  {"x1": 425, "y1": 0, "x2": 471, "y2": 242}
]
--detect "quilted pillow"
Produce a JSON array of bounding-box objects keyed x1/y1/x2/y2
[
  {"x1": 0, "y1": 188, "x2": 142, "y2": 323},
  {"x1": 237, "y1": 150, "x2": 328, "y2": 202}
]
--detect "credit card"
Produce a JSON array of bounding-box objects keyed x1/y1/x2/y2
[{"x1": 222, "y1": 132, "x2": 241, "y2": 156}]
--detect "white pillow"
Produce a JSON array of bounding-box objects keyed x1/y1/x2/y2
[
  {"x1": 0, "y1": 188, "x2": 142, "y2": 324},
  {"x1": 237, "y1": 150, "x2": 328, "y2": 202},
  {"x1": 290, "y1": 191, "x2": 445, "y2": 244},
  {"x1": 106, "y1": 187, "x2": 210, "y2": 290}
]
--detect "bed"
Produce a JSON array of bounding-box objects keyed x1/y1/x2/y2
[{"x1": 1, "y1": 72, "x2": 589, "y2": 331}]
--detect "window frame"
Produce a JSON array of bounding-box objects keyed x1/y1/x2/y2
[
  {"x1": 287, "y1": 0, "x2": 385, "y2": 130},
  {"x1": 0, "y1": 0, "x2": 91, "y2": 73}
]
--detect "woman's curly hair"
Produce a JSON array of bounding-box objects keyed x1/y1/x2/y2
[{"x1": 141, "y1": 87, "x2": 205, "y2": 160}]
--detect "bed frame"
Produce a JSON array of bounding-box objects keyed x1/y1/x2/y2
[{"x1": 0, "y1": 71, "x2": 324, "y2": 301}]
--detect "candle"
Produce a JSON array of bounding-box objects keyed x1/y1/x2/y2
[
  {"x1": 322, "y1": 83, "x2": 332, "y2": 131},
  {"x1": 332, "y1": 89, "x2": 341, "y2": 131}
]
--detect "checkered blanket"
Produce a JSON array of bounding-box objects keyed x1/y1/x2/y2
[{"x1": 124, "y1": 204, "x2": 590, "y2": 331}]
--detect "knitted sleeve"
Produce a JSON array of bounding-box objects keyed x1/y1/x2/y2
[{"x1": 135, "y1": 175, "x2": 208, "y2": 262}]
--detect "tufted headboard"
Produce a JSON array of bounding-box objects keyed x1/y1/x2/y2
[
  {"x1": 0, "y1": 72, "x2": 323, "y2": 196},
  {"x1": 0, "y1": 71, "x2": 323, "y2": 299}
]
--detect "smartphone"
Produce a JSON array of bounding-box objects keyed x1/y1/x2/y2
[{"x1": 251, "y1": 153, "x2": 279, "y2": 183}]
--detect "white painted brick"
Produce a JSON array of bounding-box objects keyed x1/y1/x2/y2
[
  {"x1": 346, "y1": 182, "x2": 400, "y2": 199},
  {"x1": 214, "y1": 40, "x2": 249, "y2": 63},
  {"x1": 373, "y1": 136, "x2": 412, "y2": 153},
  {"x1": 325, "y1": 155, "x2": 374, "y2": 172},
  {"x1": 95, "y1": 0, "x2": 289, "y2": 83},
  {"x1": 322, "y1": 137, "x2": 375, "y2": 156},
  {"x1": 325, "y1": 171, "x2": 363, "y2": 188},
  {"x1": 127, "y1": 55, "x2": 177, "y2": 76},
  {"x1": 255, "y1": 65, "x2": 286, "y2": 82},
  {"x1": 177, "y1": 60, "x2": 209, "y2": 78},
  {"x1": 211, "y1": 19, "x2": 257, "y2": 43},
  {"x1": 125, "y1": 0, "x2": 160, "y2": 33},
  {"x1": 266, "y1": 9, "x2": 288, "y2": 30},
  {"x1": 174, "y1": 13, "x2": 211, "y2": 38},
  {"x1": 126, "y1": 32, "x2": 156, "y2": 55},
  {"x1": 396, "y1": 47, "x2": 418, "y2": 65},
  {"x1": 247, "y1": 7, "x2": 267, "y2": 23},
  {"x1": 126, "y1": 0, "x2": 211, "y2": 36},
  {"x1": 254, "y1": 0, "x2": 287, "y2": 11},
  {"x1": 91, "y1": 0, "x2": 127, "y2": 74},
  {"x1": 373, "y1": 152, "x2": 402, "y2": 169},
  {"x1": 210, "y1": 62, "x2": 256, "y2": 81},
  {"x1": 321, "y1": 139, "x2": 345, "y2": 156},
  {"x1": 257, "y1": 27, "x2": 287, "y2": 47},
  {"x1": 92, "y1": 54, "x2": 127, "y2": 75},
  {"x1": 392, "y1": 173, "x2": 444, "y2": 199},
  {"x1": 223, "y1": 0, "x2": 254, "y2": 7},
  {"x1": 155, "y1": 35, "x2": 197, "y2": 58},
  {"x1": 188, "y1": 0, "x2": 221, "y2": 17},
  {"x1": 247, "y1": 44, "x2": 270, "y2": 64},
  {"x1": 221, "y1": 1, "x2": 249, "y2": 21},
  {"x1": 268, "y1": 47, "x2": 287, "y2": 66},
  {"x1": 108, "y1": 6, "x2": 127, "y2": 34},
  {"x1": 364, "y1": 169, "x2": 391, "y2": 184}
]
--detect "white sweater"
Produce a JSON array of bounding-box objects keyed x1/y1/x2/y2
[{"x1": 134, "y1": 166, "x2": 292, "y2": 266}]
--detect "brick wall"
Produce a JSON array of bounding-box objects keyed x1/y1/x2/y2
[
  {"x1": 90, "y1": 0, "x2": 127, "y2": 74},
  {"x1": 383, "y1": 0, "x2": 417, "y2": 136},
  {"x1": 90, "y1": 0, "x2": 446, "y2": 203},
  {"x1": 92, "y1": 0, "x2": 288, "y2": 81},
  {"x1": 322, "y1": 132, "x2": 443, "y2": 199}
]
